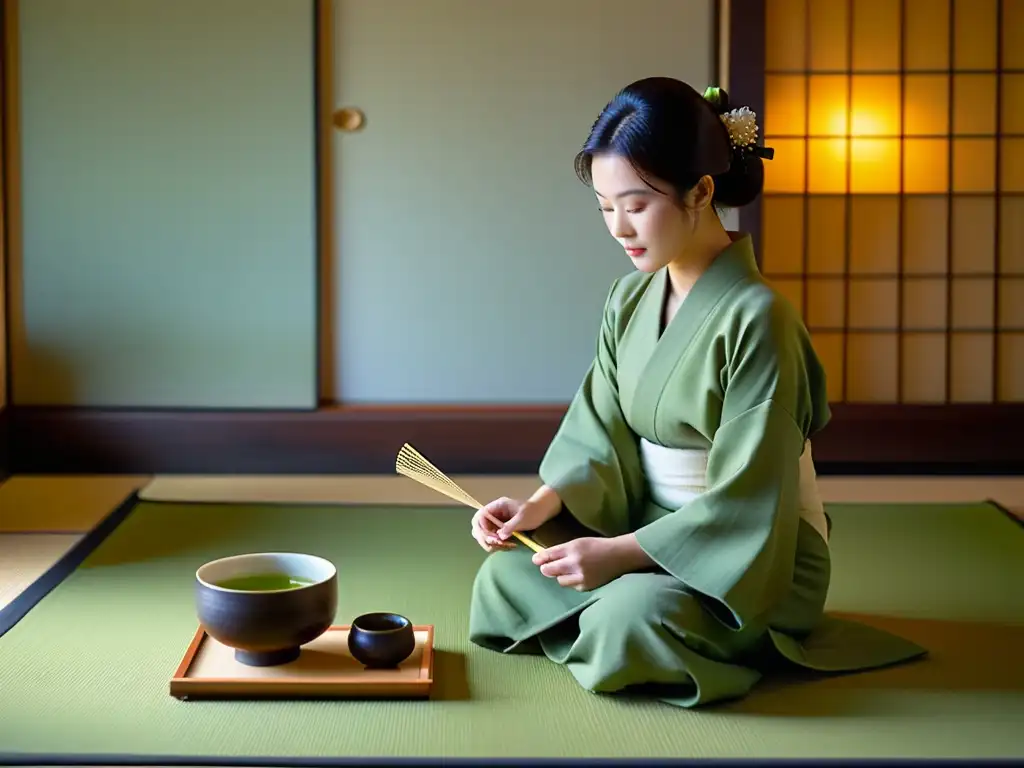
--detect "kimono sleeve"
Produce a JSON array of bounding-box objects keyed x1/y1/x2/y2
[
  {"x1": 632, "y1": 296, "x2": 831, "y2": 631},
  {"x1": 537, "y1": 278, "x2": 645, "y2": 537}
]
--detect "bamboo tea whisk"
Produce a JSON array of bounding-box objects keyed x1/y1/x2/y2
[{"x1": 395, "y1": 443, "x2": 544, "y2": 553}]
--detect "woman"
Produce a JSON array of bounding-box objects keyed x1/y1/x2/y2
[{"x1": 466, "y1": 77, "x2": 926, "y2": 708}]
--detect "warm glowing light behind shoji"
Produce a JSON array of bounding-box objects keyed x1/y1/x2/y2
[{"x1": 761, "y1": 0, "x2": 1024, "y2": 403}]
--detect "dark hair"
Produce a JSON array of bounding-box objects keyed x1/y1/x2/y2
[{"x1": 574, "y1": 77, "x2": 767, "y2": 209}]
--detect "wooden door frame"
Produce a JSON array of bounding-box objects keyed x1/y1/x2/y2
[
  {"x1": 0, "y1": 0, "x2": 15, "y2": 481},
  {"x1": 1, "y1": 0, "x2": 1021, "y2": 476}
]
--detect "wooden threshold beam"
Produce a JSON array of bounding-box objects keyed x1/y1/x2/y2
[{"x1": 3, "y1": 403, "x2": 1021, "y2": 475}]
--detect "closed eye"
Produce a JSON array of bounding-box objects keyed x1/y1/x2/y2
[{"x1": 598, "y1": 206, "x2": 645, "y2": 214}]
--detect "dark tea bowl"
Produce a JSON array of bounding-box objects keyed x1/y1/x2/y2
[
  {"x1": 195, "y1": 552, "x2": 338, "y2": 667},
  {"x1": 347, "y1": 612, "x2": 416, "y2": 669}
]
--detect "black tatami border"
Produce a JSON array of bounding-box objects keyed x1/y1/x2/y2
[
  {"x1": 0, "y1": 755, "x2": 1015, "y2": 767},
  {"x1": 987, "y1": 498, "x2": 1024, "y2": 530}
]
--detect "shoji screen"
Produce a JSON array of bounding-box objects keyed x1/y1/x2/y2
[{"x1": 759, "y1": 0, "x2": 1022, "y2": 404}]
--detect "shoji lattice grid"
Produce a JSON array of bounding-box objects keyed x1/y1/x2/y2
[{"x1": 760, "y1": 0, "x2": 1024, "y2": 403}]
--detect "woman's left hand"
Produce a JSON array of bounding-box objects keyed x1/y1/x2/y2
[{"x1": 531, "y1": 536, "x2": 633, "y2": 591}]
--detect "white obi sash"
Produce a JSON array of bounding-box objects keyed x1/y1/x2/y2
[{"x1": 639, "y1": 438, "x2": 830, "y2": 544}]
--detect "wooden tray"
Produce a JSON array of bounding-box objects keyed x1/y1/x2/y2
[{"x1": 170, "y1": 624, "x2": 434, "y2": 700}]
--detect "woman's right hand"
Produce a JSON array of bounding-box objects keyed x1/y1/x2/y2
[{"x1": 470, "y1": 492, "x2": 560, "y2": 552}]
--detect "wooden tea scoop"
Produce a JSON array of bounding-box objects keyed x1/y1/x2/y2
[{"x1": 395, "y1": 442, "x2": 545, "y2": 553}]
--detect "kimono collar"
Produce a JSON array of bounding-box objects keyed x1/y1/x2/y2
[
  {"x1": 668, "y1": 231, "x2": 760, "y2": 300},
  {"x1": 703, "y1": 231, "x2": 759, "y2": 284}
]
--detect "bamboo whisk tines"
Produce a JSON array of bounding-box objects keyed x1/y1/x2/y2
[{"x1": 395, "y1": 443, "x2": 544, "y2": 553}]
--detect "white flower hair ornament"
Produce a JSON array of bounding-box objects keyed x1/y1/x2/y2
[{"x1": 703, "y1": 86, "x2": 775, "y2": 160}]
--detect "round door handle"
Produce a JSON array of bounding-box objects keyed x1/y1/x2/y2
[{"x1": 333, "y1": 107, "x2": 366, "y2": 132}]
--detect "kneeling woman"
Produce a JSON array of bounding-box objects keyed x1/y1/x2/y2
[{"x1": 467, "y1": 77, "x2": 926, "y2": 708}]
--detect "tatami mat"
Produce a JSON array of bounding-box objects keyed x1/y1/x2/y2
[
  {"x1": 0, "y1": 475, "x2": 148, "y2": 611},
  {"x1": 1, "y1": 498, "x2": 1021, "y2": 760},
  {"x1": 0, "y1": 475, "x2": 149, "y2": 533},
  {"x1": 0, "y1": 533, "x2": 82, "y2": 609}
]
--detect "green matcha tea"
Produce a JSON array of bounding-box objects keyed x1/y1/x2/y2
[{"x1": 215, "y1": 573, "x2": 316, "y2": 591}]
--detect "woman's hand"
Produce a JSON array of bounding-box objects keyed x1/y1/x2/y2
[
  {"x1": 531, "y1": 534, "x2": 652, "y2": 591},
  {"x1": 470, "y1": 497, "x2": 523, "y2": 552},
  {"x1": 470, "y1": 494, "x2": 560, "y2": 552}
]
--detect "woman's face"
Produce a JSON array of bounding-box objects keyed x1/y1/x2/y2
[{"x1": 591, "y1": 153, "x2": 702, "y2": 273}]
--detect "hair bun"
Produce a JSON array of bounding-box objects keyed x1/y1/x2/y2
[
  {"x1": 701, "y1": 85, "x2": 769, "y2": 209},
  {"x1": 712, "y1": 150, "x2": 765, "y2": 209}
]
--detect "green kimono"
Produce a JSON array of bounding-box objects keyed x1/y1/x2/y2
[{"x1": 468, "y1": 233, "x2": 927, "y2": 707}]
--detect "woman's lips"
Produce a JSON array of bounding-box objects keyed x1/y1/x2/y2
[{"x1": 625, "y1": 247, "x2": 647, "y2": 258}]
